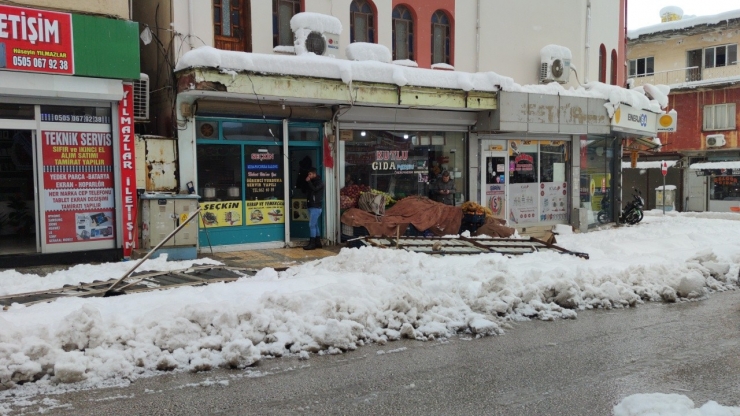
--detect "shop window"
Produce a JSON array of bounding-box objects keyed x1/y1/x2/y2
[
  {"x1": 222, "y1": 121, "x2": 283, "y2": 141},
  {"x1": 214, "y1": 0, "x2": 252, "y2": 52},
  {"x1": 341, "y1": 130, "x2": 465, "y2": 208},
  {"x1": 431, "y1": 10, "x2": 451, "y2": 65},
  {"x1": 540, "y1": 142, "x2": 567, "y2": 183},
  {"x1": 392, "y1": 5, "x2": 414, "y2": 61},
  {"x1": 711, "y1": 176, "x2": 740, "y2": 200},
  {"x1": 509, "y1": 140, "x2": 537, "y2": 184},
  {"x1": 703, "y1": 103, "x2": 736, "y2": 131},
  {"x1": 628, "y1": 57, "x2": 654, "y2": 78},
  {"x1": 350, "y1": 0, "x2": 375, "y2": 43},
  {"x1": 610, "y1": 49, "x2": 618, "y2": 85},
  {"x1": 704, "y1": 44, "x2": 737, "y2": 68},
  {"x1": 273, "y1": 0, "x2": 300, "y2": 47},
  {"x1": 598, "y1": 44, "x2": 606, "y2": 83},
  {"x1": 0, "y1": 104, "x2": 34, "y2": 120},
  {"x1": 288, "y1": 126, "x2": 320, "y2": 141},
  {"x1": 196, "y1": 144, "x2": 243, "y2": 202}
]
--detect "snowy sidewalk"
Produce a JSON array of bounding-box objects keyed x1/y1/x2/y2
[{"x1": 0, "y1": 211, "x2": 739, "y2": 399}]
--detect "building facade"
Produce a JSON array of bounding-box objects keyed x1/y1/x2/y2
[
  {"x1": 627, "y1": 9, "x2": 740, "y2": 212},
  {"x1": 0, "y1": 1, "x2": 140, "y2": 267},
  {"x1": 132, "y1": 0, "x2": 646, "y2": 253}
]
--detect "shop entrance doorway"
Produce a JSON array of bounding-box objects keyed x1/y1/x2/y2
[
  {"x1": 288, "y1": 146, "x2": 322, "y2": 240},
  {"x1": 0, "y1": 129, "x2": 38, "y2": 255},
  {"x1": 480, "y1": 149, "x2": 508, "y2": 221}
]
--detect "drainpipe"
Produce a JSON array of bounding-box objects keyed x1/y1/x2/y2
[
  {"x1": 476, "y1": 0, "x2": 481, "y2": 72},
  {"x1": 187, "y1": 0, "x2": 195, "y2": 49},
  {"x1": 585, "y1": 0, "x2": 592, "y2": 83}
]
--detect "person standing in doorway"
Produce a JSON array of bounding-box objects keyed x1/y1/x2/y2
[
  {"x1": 303, "y1": 167, "x2": 324, "y2": 250},
  {"x1": 432, "y1": 170, "x2": 456, "y2": 205}
]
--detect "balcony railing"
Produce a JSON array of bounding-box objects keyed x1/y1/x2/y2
[{"x1": 630, "y1": 64, "x2": 740, "y2": 87}]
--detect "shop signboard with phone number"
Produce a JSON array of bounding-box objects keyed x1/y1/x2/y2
[{"x1": 0, "y1": 5, "x2": 74, "y2": 75}]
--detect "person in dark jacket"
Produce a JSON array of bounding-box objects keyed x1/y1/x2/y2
[
  {"x1": 303, "y1": 167, "x2": 324, "y2": 250},
  {"x1": 431, "y1": 170, "x2": 456, "y2": 205}
]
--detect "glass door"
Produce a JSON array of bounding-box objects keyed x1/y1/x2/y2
[
  {"x1": 0, "y1": 128, "x2": 37, "y2": 255},
  {"x1": 481, "y1": 149, "x2": 508, "y2": 221}
]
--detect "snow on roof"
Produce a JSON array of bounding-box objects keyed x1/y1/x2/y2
[
  {"x1": 290, "y1": 12, "x2": 342, "y2": 35},
  {"x1": 669, "y1": 75, "x2": 740, "y2": 90},
  {"x1": 175, "y1": 46, "x2": 668, "y2": 113},
  {"x1": 393, "y1": 59, "x2": 418, "y2": 67},
  {"x1": 622, "y1": 160, "x2": 678, "y2": 169},
  {"x1": 690, "y1": 161, "x2": 740, "y2": 170},
  {"x1": 346, "y1": 42, "x2": 391, "y2": 64},
  {"x1": 540, "y1": 44, "x2": 572, "y2": 62},
  {"x1": 628, "y1": 9, "x2": 740, "y2": 39},
  {"x1": 656, "y1": 185, "x2": 677, "y2": 190}
]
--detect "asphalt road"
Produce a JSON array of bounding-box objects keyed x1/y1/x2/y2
[{"x1": 4, "y1": 290, "x2": 740, "y2": 416}]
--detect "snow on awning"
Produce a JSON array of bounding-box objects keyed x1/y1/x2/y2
[
  {"x1": 628, "y1": 9, "x2": 740, "y2": 39},
  {"x1": 622, "y1": 160, "x2": 678, "y2": 169},
  {"x1": 690, "y1": 161, "x2": 740, "y2": 170}
]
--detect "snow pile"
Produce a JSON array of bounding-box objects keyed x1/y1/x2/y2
[
  {"x1": 540, "y1": 44, "x2": 572, "y2": 62},
  {"x1": 393, "y1": 59, "x2": 418, "y2": 67},
  {"x1": 613, "y1": 393, "x2": 740, "y2": 415},
  {"x1": 1, "y1": 215, "x2": 739, "y2": 391},
  {"x1": 690, "y1": 160, "x2": 740, "y2": 170},
  {"x1": 346, "y1": 42, "x2": 392, "y2": 64},
  {"x1": 290, "y1": 12, "x2": 342, "y2": 35},
  {"x1": 175, "y1": 47, "x2": 669, "y2": 113},
  {"x1": 431, "y1": 63, "x2": 455, "y2": 71},
  {"x1": 628, "y1": 9, "x2": 740, "y2": 39}
]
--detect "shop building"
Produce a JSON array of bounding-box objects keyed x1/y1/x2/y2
[
  {"x1": 0, "y1": 3, "x2": 140, "y2": 268},
  {"x1": 627, "y1": 8, "x2": 740, "y2": 212}
]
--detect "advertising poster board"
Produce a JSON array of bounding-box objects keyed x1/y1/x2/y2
[
  {"x1": 41, "y1": 130, "x2": 114, "y2": 244},
  {"x1": 245, "y1": 145, "x2": 285, "y2": 226},
  {"x1": 509, "y1": 183, "x2": 538, "y2": 225},
  {"x1": 540, "y1": 182, "x2": 568, "y2": 221},
  {"x1": 199, "y1": 201, "x2": 243, "y2": 227}
]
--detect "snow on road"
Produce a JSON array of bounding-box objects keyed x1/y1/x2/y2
[
  {"x1": 614, "y1": 393, "x2": 740, "y2": 415},
  {"x1": 0, "y1": 212, "x2": 739, "y2": 412}
]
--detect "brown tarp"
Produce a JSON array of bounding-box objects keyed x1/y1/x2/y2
[
  {"x1": 341, "y1": 197, "x2": 464, "y2": 237},
  {"x1": 474, "y1": 217, "x2": 516, "y2": 238}
]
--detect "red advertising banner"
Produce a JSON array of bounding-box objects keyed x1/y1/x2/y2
[
  {"x1": 119, "y1": 83, "x2": 137, "y2": 258},
  {"x1": 41, "y1": 130, "x2": 115, "y2": 244},
  {"x1": 0, "y1": 5, "x2": 74, "y2": 75}
]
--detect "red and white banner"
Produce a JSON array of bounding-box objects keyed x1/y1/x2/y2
[
  {"x1": 119, "y1": 83, "x2": 137, "y2": 258},
  {"x1": 41, "y1": 130, "x2": 115, "y2": 244},
  {"x1": 0, "y1": 5, "x2": 74, "y2": 75}
]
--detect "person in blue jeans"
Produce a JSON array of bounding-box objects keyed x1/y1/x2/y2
[{"x1": 303, "y1": 167, "x2": 324, "y2": 250}]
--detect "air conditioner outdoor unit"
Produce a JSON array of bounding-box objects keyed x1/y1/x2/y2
[
  {"x1": 295, "y1": 30, "x2": 339, "y2": 56},
  {"x1": 539, "y1": 45, "x2": 572, "y2": 84},
  {"x1": 133, "y1": 73, "x2": 149, "y2": 121},
  {"x1": 706, "y1": 134, "x2": 726, "y2": 148}
]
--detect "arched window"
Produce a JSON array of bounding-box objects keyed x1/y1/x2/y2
[
  {"x1": 350, "y1": 0, "x2": 375, "y2": 43},
  {"x1": 392, "y1": 5, "x2": 414, "y2": 61},
  {"x1": 598, "y1": 44, "x2": 607, "y2": 83},
  {"x1": 610, "y1": 49, "x2": 618, "y2": 85},
  {"x1": 431, "y1": 10, "x2": 451, "y2": 65},
  {"x1": 273, "y1": 0, "x2": 300, "y2": 47},
  {"x1": 214, "y1": 0, "x2": 252, "y2": 52}
]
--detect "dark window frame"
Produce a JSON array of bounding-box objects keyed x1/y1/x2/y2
[
  {"x1": 273, "y1": 0, "x2": 301, "y2": 47},
  {"x1": 392, "y1": 5, "x2": 414, "y2": 61},
  {"x1": 431, "y1": 10, "x2": 451, "y2": 65},
  {"x1": 350, "y1": 0, "x2": 375, "y2": 43}
]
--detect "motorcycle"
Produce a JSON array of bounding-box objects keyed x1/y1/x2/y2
[{"x1": 619, "y1": 188, "x2": 645, "y2": 225}]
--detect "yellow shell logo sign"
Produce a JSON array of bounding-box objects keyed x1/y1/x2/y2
[
  {"x1": 614, "y1": 108, "x2": 621, "y2": 124},
  {"x1": 659, "y1": 114, "x2": 673, "y2": 127}
]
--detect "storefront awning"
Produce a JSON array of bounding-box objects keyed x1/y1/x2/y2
[{"x1": 338, "y1": 106, "x2": 478, "y2": 131}]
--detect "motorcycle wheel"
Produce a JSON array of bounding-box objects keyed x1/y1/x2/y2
[
  {"x1": 627, "y1": 209, "x2": 643, "y2": 225},
  {"x1": 597, "y1": 211, "x2": 611, "y2": 224}
]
